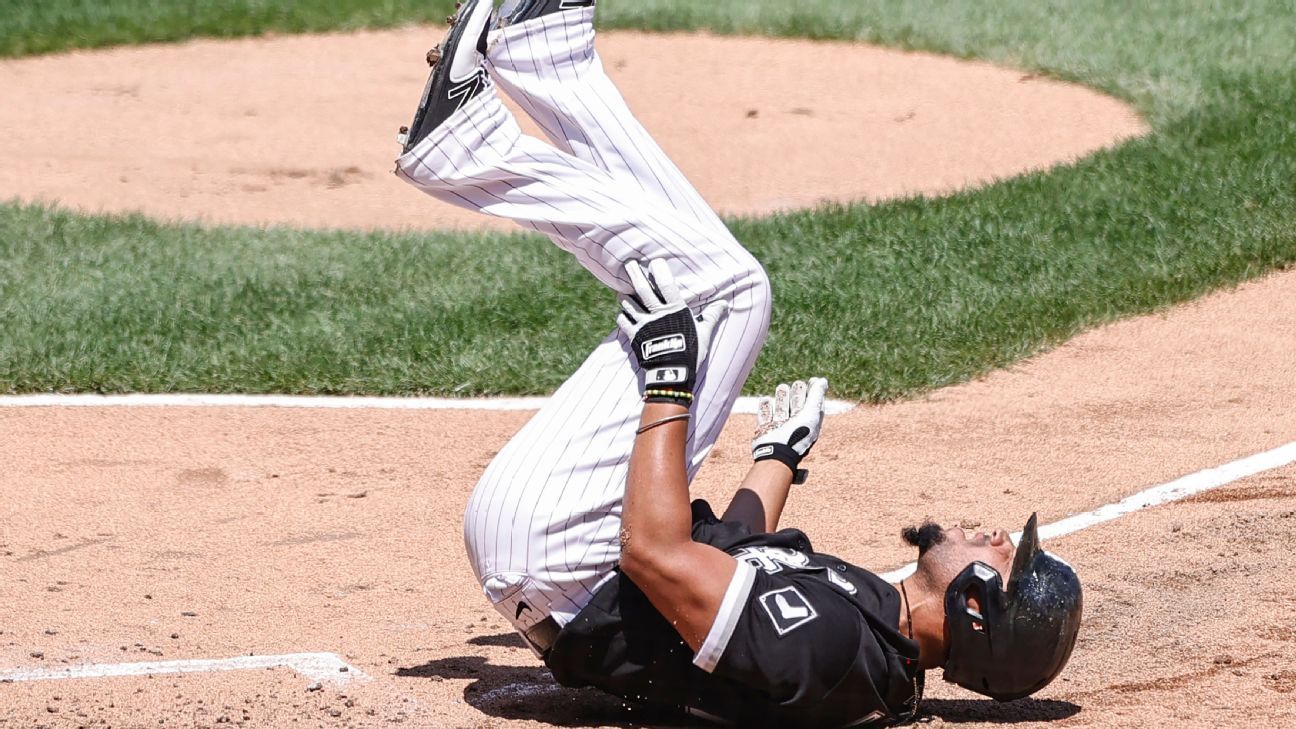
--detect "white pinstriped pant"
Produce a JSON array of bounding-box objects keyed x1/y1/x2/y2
[{"x1": 395, "y1": 8, "x2": 772, "y2": 634}]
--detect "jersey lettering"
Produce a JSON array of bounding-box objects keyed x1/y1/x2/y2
[
  {"x1": 827, "y1": 569, "x2": 858, "y2": 595},
  {"x1": 731, "y1": 546, "x2": 811, "y2": 575}
]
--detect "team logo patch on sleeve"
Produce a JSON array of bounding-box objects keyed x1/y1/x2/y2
[{"x1": 758, "y1": 586, "x2": 818, "y2": 636}]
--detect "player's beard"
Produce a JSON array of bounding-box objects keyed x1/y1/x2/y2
[{"x1": 901, "y1": 522, "x2": 945, "y2": 556}]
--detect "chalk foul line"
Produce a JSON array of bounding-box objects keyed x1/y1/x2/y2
[
  {"x1": 878, "y1": 439, "x2": 1296, "y2": 583},
  {"x1": 0, "y1": 652, "x2": 366, "y2": 687},
  {"x1": 0, "y1": 393, "x2": 856, "y2": 415}
]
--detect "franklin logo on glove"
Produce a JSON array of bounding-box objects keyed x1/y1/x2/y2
[
  {"x1": 642, "y1": 334, "x2": 686, "y2": 360},
  {"x1": 617, "y1": 259, "x2": 729, "y2": 408}
]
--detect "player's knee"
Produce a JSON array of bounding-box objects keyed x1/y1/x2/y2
[{"x1": 740, "y1": 257, "x2": 773, "y2": 334}]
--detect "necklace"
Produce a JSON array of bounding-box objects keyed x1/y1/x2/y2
[
  {"x1": 898, "y1": 580, "x2": 924, "y2": 724},
  {"x1": 900, "y1": 579, "x2": 914, "y2": 641}
]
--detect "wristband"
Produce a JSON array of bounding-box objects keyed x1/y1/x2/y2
[
  {"x1": 753, "y1": 442, "x2": 802, "y2": 471},
  {"x1": 752, "y1": 444, "x2": 811, "y2": 485},
  {"x1": 643, "y1": 388, "x2": 693, "y2": 407}
]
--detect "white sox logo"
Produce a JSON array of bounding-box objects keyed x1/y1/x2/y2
[{"x1": 641, "y1": 334, "x2": 685, "y2": 360}]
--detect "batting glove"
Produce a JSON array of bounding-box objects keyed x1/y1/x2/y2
[
  {"x1": 752, "y1": 378, "x2": 829, "y2": 481},
  {"x1": 616, "y1": 259, "x2": 729, "y2": 408}
]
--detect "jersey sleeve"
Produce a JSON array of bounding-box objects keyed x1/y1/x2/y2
[{"x1": 689, "y1": 499, "x2": 754, "y2": 550}]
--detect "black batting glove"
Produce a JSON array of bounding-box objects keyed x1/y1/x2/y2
[{"x1": 616, "y1": 260, "x2": 729, "y2": 408}]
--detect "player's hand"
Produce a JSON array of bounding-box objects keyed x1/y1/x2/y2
[
  {"x1": 616, "y1": 259, "x2": 729, "y2": 408},
  {"x1": 752, "y1": 378, "x2": 829, "y2": 481}
]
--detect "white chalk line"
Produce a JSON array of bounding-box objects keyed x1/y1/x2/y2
[
  {"x1": 877, "y1": 439, "x2": 1296, "y2": 583},
  {"x1": 0, "y1": 393, "x2": 856, "y2": 415},
  {"x1": 0, "y1": 652, "x2": 366, "y2": 687}
]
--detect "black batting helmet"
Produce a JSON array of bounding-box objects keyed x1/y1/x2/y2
[{"x1": 942, "y1": 513, "x2": 1082, "y2": 701}]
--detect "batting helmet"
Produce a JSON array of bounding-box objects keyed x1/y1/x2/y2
[{"x1": 942, "y1": 513, "x2": 1083, "y2": 701}]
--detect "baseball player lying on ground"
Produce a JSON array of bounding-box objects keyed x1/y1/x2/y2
[{"x1": 393, "y1": 1, "x2": 1082, "y2": 726}]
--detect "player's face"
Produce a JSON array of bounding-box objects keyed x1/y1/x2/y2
[
  {"x1": 941, "y1": 526, "x2": 1015, "y2": 579},
  {"x1": 911, "y1": 524, "x2": 1016, "y2": 594}
]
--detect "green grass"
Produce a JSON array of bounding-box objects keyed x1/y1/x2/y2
[
  {"x1": 1, "y1": 1, "x2": 1294, "y2": 399},
  {"x1": 0, "y1": 0, "x2": 452, "y2": 57}
]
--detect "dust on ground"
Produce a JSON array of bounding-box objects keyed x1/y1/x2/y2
[{"x1": 0, "y1": 28, "x2": 1143, "y2": 231}]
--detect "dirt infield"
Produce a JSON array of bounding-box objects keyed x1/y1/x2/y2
[
  {"x1": 3, "y1": 264, "x2": 1295, "y2": 727},
  {"x1": 0, "y1": 28, "x2": 1142, "y2": 231}
]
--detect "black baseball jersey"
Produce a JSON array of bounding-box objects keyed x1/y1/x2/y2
[{"x1": 545, "y1": 501, "x2": 922, "y2": 728}]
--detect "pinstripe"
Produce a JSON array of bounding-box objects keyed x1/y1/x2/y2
[
  {"x1": 396, "y1": 8, "x2": 772, "y2": 630},
  {"x1": 522, "y1": 351, "x2": 628, "y2": 594},
  {"x1": 403, "y1": 90, "x2": 718, "y2": 292},
  {"x1": 492, "y1": 18, "x2": 689, "y2": 219},
  {"x1": 489, "y1": 9, "x2": 729, "y2": 236},
  {"x1": 485, "y1": 16, "x2": 753, "y2": 337}
]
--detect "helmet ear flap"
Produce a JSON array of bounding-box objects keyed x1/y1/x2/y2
[
  {"x1": 943, "y1": 561, "x2": 1004, "y2": 684},
  {"x1": 960, "y1": 563, "x2": 1001, "y2": 628}
]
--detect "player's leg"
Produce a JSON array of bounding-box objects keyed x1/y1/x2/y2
[
  {"x1": 397, "y1": 82, "x2": 770, "y2": 623},
  {"x1": 398, "y1": 86, "x2": 751, "y2": 304},
  {"x1": 469, "y1": 7, "x2": 769, "y2": 507},
  {"x1": 484, "y1": 4, "x2": 727, "y2": 236},
  {"x1": 393, "y1": 6, "x2": 770, "y2": 641}
]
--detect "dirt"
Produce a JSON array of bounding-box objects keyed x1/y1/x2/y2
[
  {"x1": 0, "y1": 28, "x2": 1143, "y2": 231},
  {"x1": 3, "y1": 265, "x2": 1295, "y2": 727},
  {"x1": 3, "y1": 23, "x2": 1292, "y2": 729}
]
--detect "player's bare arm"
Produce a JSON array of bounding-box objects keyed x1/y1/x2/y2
[
  {"x1": 721, "y1": 460, "x2": 795, "y2": 534},
  {"x1": 617, "y1": 261, "x2": 836, "y2": 649},
  {"x1": 621, "y1": 399, "x2": 737, "y2": 650},
  {"x1": 615, "y1": 259, "x2": 737, "y2": 650}
]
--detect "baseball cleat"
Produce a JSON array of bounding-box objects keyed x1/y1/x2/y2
[
  {"x1": 495, "y1": 0, "x2": 595, "y2": 29},
  {"x1": 397, "y1": 0, "x2": 493, "y2": 154}
]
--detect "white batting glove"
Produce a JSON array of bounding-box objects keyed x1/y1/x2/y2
[
  {"x1": 752, "y1": 378, "x2": 829, "y2": 483},
  {"x1": 616, "y1": 259, "x2": 729, "y2": 408}
]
